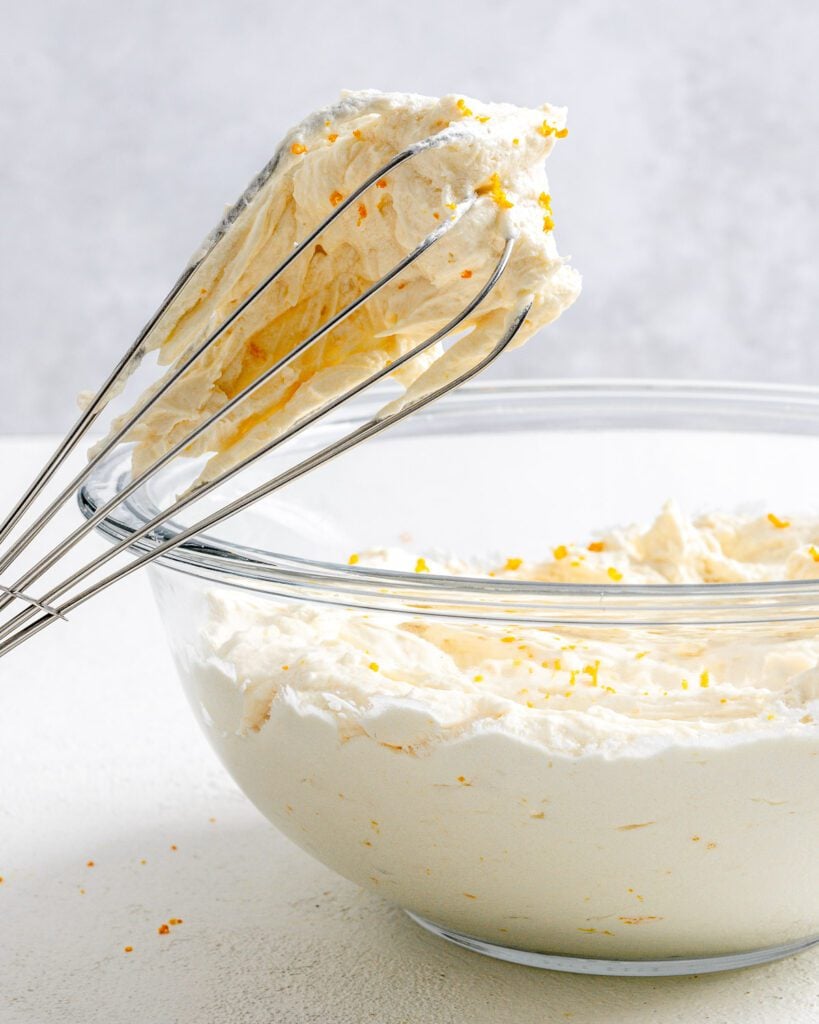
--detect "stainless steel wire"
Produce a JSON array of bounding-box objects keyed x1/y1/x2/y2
[{"x1": 0, "y1": 128, "x2": 531, "y2": 657}]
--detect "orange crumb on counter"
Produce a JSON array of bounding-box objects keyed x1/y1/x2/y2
[
  {"x1": 86, "y1": 860, "x2": 95, "y2": 868},
  {"x1": 555, "y1": 127, "x2": 569, "y2": 138},
  {"x1": 158, "y1": 924, "x2": 170, "y2": 935},
  {"x1": 768, "y1": 512, "x2": 790, "y2": 529},
  {"x1": 461, "y1": 269, "x2": 473, "y2": 279},
  {"x1": 124, "y1": 946, "x2": 133, "y2": 953},
  {"x1": 327, "y1": 133, "x2": 338, "y2": 143},
  {"x1": 290, "y1": 142, "x2": 307, "y2": 155}
]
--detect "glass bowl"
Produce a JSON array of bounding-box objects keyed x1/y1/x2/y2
[{"x1": 79, "y1": 380, "x2": 819, "y2": 976}]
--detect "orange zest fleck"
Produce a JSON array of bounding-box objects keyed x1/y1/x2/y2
[
  {"x1": 476, "y1": 172, "x2": 514, "y2": 209},
  {"x1": 588, "y1": 541, "x2": 605, "y2": 552},
  {"x1": 376, "y1": 178, "x2": 388, "y2": 188},
  {"x1": 158, "y1": 923, "x2": 170, "y2": 935},
  {"x1": 553, "y1": 544, "x2": 569, "y2": 560},
  {"x1": 329, "y1": 190, "x2": 344, "y2": 207},
  {"x1": 555, "y1": 127, "x2": 569, "y2": 138},
  {"x1": 461, "y1": 269, "x2": 473, "y2": 279},
  {"x1": 538, "y1": 192, "x2": 552, "y2": 210},
  {"x1": 348, "y1": 552, "x2": 360, "y2": 565},
  {"x1": 356, "y1": 203, "x2": 368, "y2": 226},
  {"x1": 290, "y1": 142, "x2": 307, "y2": 155},
  {"x1": 327, "y1": 133, "x2": 338, "y2": 143},
  {"x1": 607, "y1": 567, "x2": 623, "y2": 582},
  {"x1": 537, "y1": 121, "x2": 555, "y2": 137},
  {"x1": 169, "y1": 918, "x2": 183, "y2": 926},
  {"x1": 86, "y1": 860, "x2": 95, "y2": 868},
  {"x1": 124, "y1": 946, "x2": 133, "y2": 953},
  {"x1": 352, "y1": 129, "x2": 362, "y2": 140},
  {"x1": 504, "y1": 557, "x2": 523, "y2": 571},
  {"x1": 767, "y1": 512, "x2": 790, "y2": 529},
  {"x1": 456, "y1": 98, "x2": 473, "y2": 117},
  {"x1": 543, "y1": 215, "x2": 555, "y2": 232}
]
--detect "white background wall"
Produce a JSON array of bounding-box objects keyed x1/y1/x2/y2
[{"x1": 1, "y1": 0, "x2": 817, "y2": 433}]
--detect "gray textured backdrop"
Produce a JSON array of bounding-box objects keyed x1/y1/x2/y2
[{"x1": 1, "y1": 0, "x2": 817, "y2": 433}]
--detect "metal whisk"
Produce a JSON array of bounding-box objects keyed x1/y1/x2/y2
[{"x1": 0, "y1": 128, "x2": 531, "y2": 658}]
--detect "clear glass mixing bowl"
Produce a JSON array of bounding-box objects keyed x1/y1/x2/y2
[{"x1": 80, "y1": 380, "x2": 819, "y2": 976}]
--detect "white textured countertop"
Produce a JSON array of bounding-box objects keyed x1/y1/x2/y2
[{"x1": 0, "y1": 437, "x2": 817, "y2": 1024}]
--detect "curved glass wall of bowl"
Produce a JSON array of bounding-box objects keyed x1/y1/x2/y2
[{"x1": 78, "y1": 381, "x2": 819, "y2": 977}]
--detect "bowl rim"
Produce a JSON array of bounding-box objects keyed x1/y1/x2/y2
[{"x1": 78, "y1": 378, "x2": 819, "y2": 625}]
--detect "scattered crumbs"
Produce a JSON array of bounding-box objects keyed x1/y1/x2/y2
[
  {"x1": 767, "y1": 512, "x2": 790, "y2": 529},
  {"x1": 348, "y1": 552, "x2": 360, "y2": 565}
]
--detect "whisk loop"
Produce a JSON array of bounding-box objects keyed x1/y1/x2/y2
[{"x1": 0, "y1": 127, "x2": 532, "y2": 657}]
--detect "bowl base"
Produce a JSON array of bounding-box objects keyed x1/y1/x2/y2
[{"x1": 405, "y1": 912, "x2": 819, "y2": 976}]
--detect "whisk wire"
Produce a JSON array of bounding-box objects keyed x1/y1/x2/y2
[
  {"x1": 0, "y1": 239, "x2": 517, "y2": 646},
  {"x1": 0, "y1": 299, "x2": 531, "y2": 659},
  {"x1": 0, "y1": 130, "x2": 469, "y2": 577}
]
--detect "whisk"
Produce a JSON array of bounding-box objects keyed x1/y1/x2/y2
[{"x1": 0, "y1": 128, "x2": 532, "y2": 659}]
